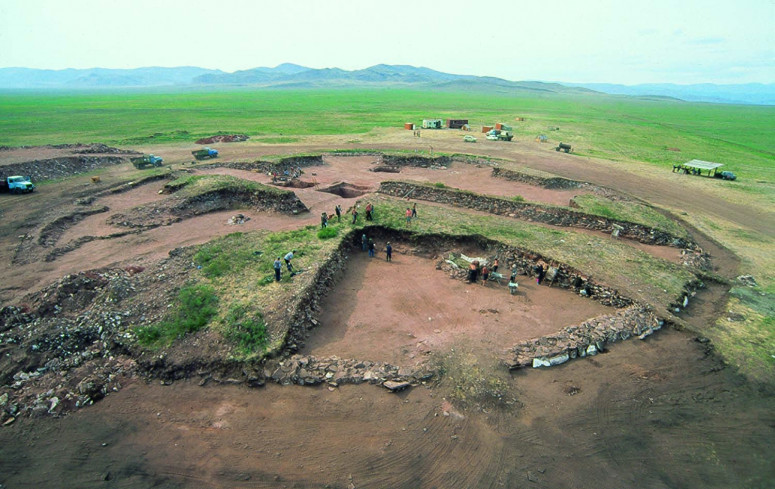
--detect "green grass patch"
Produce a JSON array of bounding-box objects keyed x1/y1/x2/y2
[
  {"x1": 317, "y1": 226, "x2": 339, "y2": 239},
  {"x1": 571, "y1": 194, "x2": 689, "y2": 239},
  {"x1": 223, "y1": 303, "x2": 268, "y2": 356},
  {"x1": 1, "y1": 88, "x2": 771, "y2": 181},
  {"x1": 135, "y1": 283, "x2": 219, "y2": 346}
]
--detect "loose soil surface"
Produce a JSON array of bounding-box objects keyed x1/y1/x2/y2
[
  {"x1": 309, "y1": 251, "x2": 614, "y2": 366},
  {"x1": 0, "y1": 140, "x2": 772, "y2": 489}
]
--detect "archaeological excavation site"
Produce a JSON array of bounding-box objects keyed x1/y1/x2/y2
[{"x1": 0, "y1": 143, "x2": 771, "y2": 488}]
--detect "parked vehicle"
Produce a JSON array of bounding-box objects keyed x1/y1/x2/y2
[
  {"x1": 191, "y1": 147, "x2": 219, "y2": 160},
  {"x1": 715, "y1": 170, "x2": 737, "y2": 181},
  {"x1": 130, "y1": 154, "x2": 164, "y2": 169},
  {"x1": 0, "y1": 175, "x2": 35, "y2": 194},
  {"x1": 463, "y1": 135, "x2": 477, "y2": 143},
  {"x1": 556, "y1": 142, "x2": 572, "y2": 153}
]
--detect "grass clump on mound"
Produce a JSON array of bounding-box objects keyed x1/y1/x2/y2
[{"x1": 135, "y1": 283, "x2": 219, "y2": 346}]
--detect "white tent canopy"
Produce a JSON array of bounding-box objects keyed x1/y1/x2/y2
[{"x1": 683, "y1": 159, "x2": 723, "y2": 171}]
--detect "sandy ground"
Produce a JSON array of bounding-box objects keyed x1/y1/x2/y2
[{"x1": 0, "y1": 141, "x2": 772, "y2": 488}]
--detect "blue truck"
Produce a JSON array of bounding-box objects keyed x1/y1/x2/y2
[
  {"x1": 0, "y1": 175, "x2": 35, "y2": 194},
  {"x1": 131, "y1": 154, "x2": 164, "y2": 169},
  {"x1": 191, "y1": 147, "x2": 219, "y2": 160}
]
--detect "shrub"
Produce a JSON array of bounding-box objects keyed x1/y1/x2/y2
[{"x1": 433, "y1": 182, "x2": 447, "y2": 188}]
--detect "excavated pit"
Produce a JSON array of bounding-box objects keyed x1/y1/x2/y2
[{"x1": 318, "y1": 182, "x2": 372, "y2": 198}]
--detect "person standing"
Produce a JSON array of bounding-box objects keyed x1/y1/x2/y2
[
  {"x1": 284, "y1": 250, "x2": 295, "y2": 272},
  {"x1": 411, "y1": 203, "x2": 417, "y2": 219},
  {"x1": 467, "y1": 262, "x2": 479, "y2": 283},
  {"x1": 352, "y1": 206, "x2": 359, "y2": 224},
  {"x1": 335, "y1": 204, "x2": 342, "y2": 222},
  {"x1": 365, "y1": 202, "x2": 373, "y2": 221},
  {"x1": 535, "y1": 264, "x2": 545, "y2": 285},
  {"x1": 362, "y1": 233, "x2": 368, "y2": 252},
  {"x1": 273, "y1": 257, "x2": 282, "y2": 282},
  {"x1": 492, "y1": 258, "x2": 499, "y2": 274},
  {"x1": 321, "y1": 212, "x2": 328, "y2": 229},
  {"x1": 368, "y1": 238, "x2": 375, "y2": 258},
  {"x1": 405, "y1": 207, "x2": 412, "y2": 225},
  {"x1": 481, "y1": 265, "x2": 490, "y2": 285},
  {"x1": 386, "y1": 242, "x2": 392, "y2": 262}
]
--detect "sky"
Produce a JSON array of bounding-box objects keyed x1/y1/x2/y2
[{"x1": 1, "y1": 0, "x2": 772, "y2": 85}]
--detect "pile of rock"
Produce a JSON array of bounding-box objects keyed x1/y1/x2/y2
[
  {"x1": 506, "y1": 306, "x2": 665, "y2": 369},
  {"x1": 264, "y1": 354, "x2": 430, "y2": 391},
  {"x1": 195, "y1": 134, "x2": 249, "y2": 144}
]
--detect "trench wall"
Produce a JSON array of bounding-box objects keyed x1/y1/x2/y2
[
  {"x1": 196, "y1": 155, "x2": 324, "y2": 174},
  {"x1": 378, "y1": 181, "x2": 696, "y2": 249}
]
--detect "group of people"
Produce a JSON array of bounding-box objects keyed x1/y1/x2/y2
[
  {"x1": 273, "y1": 250, "x2": 297, "y2": 282},
  {"x1": 466, "y1": 258, "x2": 547, "y2": 288},
  {"x1": 405, "y1": 203, "x2": 418, "y2": 224},
  {"x1": 361, "y1": 233, "x2": 392, "y2": 261},
  {"x1": 467, "y1": 258, "x2": 499, "y2": 285}
]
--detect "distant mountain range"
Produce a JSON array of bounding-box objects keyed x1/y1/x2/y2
[
  {"x1": 0, "y1": 64, "x2": 772, "y2": 105},
  {"x1": 566, "y1": 82, "x2": 775, "y2": 106}
]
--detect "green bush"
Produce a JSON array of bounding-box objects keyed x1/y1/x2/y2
[
  {"x1": 135, "y1": 283, "x2": 219, "y2": 346},
  {"x1": 433, "y1": 182, "x2": 447, "y2": 188}
]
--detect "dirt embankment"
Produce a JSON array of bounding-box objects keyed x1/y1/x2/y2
[
  {"x1": 106, "y1": 186, "x2": 308, "y2": 229},
  {"x1": 0, "y1": 144, "x2": 139, "y2": 181},
  {"x1": 378, "y1": 181, "x2": 700, "y2": 251},
  {"x1": 195, "y1": 155, "x2": 324, "y2": 175}
]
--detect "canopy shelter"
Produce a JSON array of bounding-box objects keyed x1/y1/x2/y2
[{"x1": 674, "y1": 159, "x2": 724, "y2": 176}]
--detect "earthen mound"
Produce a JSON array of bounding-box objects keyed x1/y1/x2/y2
[{"x1": 195, "y1": 134, "x2": 249, "y2": 144}]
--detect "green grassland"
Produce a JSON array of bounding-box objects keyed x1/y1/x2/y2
[{"x1": 1, "y1": 89, "x2": 773, "y2": 180}]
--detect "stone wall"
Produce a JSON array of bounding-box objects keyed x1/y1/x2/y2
[
  {"x1": 196, "y1": 155, "x2": 324, "y2": 175},
  {"x1": 378, "y1": 181, "x2": 697, "y2": 249},
  {"x1": 434, "y1": 239, "x2": 635, "y2": 309},
  {"x1": 491, "y1": 167, "x2": 587, "y2": 189},
  {"x1": 381, "y1": 155, "x2": 452, "y2": 168},
  {"x1": 505, "y1": 306, "x2": 665, "y2": 369}
]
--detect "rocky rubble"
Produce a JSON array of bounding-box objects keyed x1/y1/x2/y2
[
  {"x1": 378, "y1": 181, "x2": 698, "y2": 250},
  {"x1": 437, "y1": 248, "x2": 634, "y2": 308},
  {"x1": 195, "y1": 134, "x2": 249, "y2": 144},
  {"x1": 264, "y1": 354, "x2": 431, "y2": 390},
  {"x1": 195, "y1": 155, "x2": 324, "y2": 175},
  {"x1": 491, "y1": 167, "x2": 588, "y2": 190},
  {"x1": 506, "y1": 306, "x2": 665, "y2": 369},
  {"x1": 0, "y1": 256, "x2": 193, "y2": 422}
]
